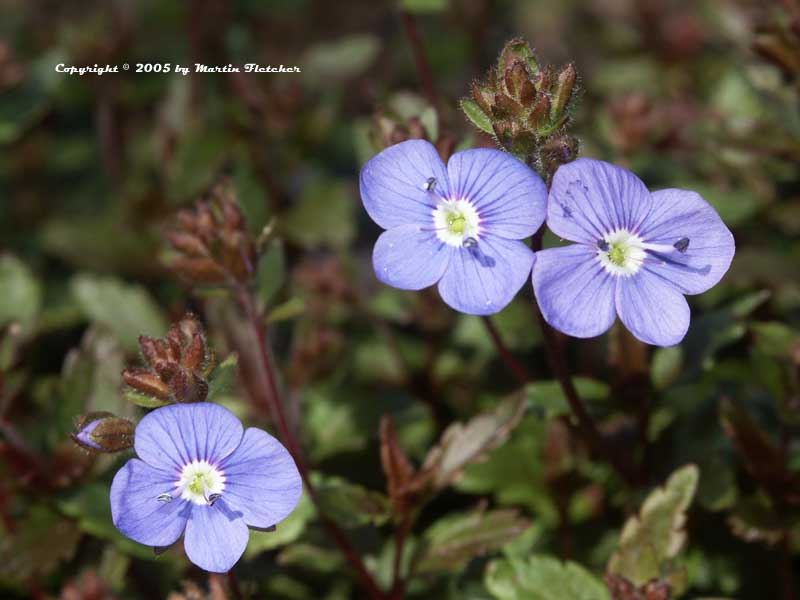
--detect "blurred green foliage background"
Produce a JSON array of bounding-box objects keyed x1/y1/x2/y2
[{"x1": 1, "y1": 0, "x2": 799, "y2": 598}]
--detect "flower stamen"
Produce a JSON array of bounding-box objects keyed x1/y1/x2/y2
[
  {"x1": 596, "y1": 229, "x2": 647, "y2": 276},
  {"x1": 432, "y1": 199, "x2": 481, "y2": 247},
  {"x1": 177, "y1": 459, "x2": 226, "y2": 506}
]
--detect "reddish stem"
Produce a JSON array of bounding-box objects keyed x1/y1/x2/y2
[
  {"x1": 482, "y1": 316, "x2": 531, "y2": 385},
  {"x1": 400, "y1": 12, "x2": 438, "y2": 109},
  {"x1": 233, "y1": 285, "x2": 387, "y2": 600}
]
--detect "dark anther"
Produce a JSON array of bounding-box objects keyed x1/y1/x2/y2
[
  {"x1": 207, "y1": 493, "x2": 222, "y2": 506},
  {"x1": 597, "y1": 239, "x2": 609, "y2": 251},
  {"x1": 424, "y1": 177, "x2": 437, "y2": 192},
  {"x1": 463, "y1": 237, "x2": 478, "y2": 248},
  {"x1": 673, "y1": 237, "x2": 690, "y2": 253},
  {"x1": 157, "y1": 493, "x2": 173, "y2": 503}
]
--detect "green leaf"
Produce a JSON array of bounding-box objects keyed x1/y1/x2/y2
[
  {"x1": 267, "y1": 297, "x2": 306, "y2": 323},
  {"x1": 607, "y1": 464, "x2": 699, "y2": 594},
  {"x1": 207, "y1": 353, "x2": 239, "y2": 401},
  {"x1": 282, "y1": 179, "x2": 356, "y2": 249},
  {"x1": 70, "y1": 273, "x2": 168, "y2": 352},
  {"x1": 301, "y1": 35, "x2": 380, "y2": 83},
  {"x1": 461, "y1": 99, "x2": 494, "y2": 135},
  {"x1": 750, "y1": 321, "x2": 800, "y2": 358},
  {"x1": 524, "y1": 378, "x2": 610, "y2": 419},
  {"x1": 421, "y1": 393, "x2": 527, "y2": 491},
  {"x1": 58, "y1": 484, "x2": 160, "y2": 560},
  {"x1": 256, "y1": 241, "x2": 286, "y2": 309},
  {"x1": 278, "y1": 543, "x2": 344, "y2": 574},
  {"x1": 414, "y1": 506, "x2": 529, "y2": 575},
  {"x1": 124, "y1": 389, "x2": 171, "y2": 409},
  {"x1": 650, "y1": 346, "x2": 683, "y2": 390},
  {"x1": 0, "y1": 254, "x2": 42, "y2": 332},
  {"x1": 55, "y1": 328, "x2": 129, "y2": 442},
  {"x1": 246, "y1": 493, "x2": 315, "y2": 558},
  {"x1": 402, "y1": 0, "x2": 448, "y2": 13},
  {"x1": 316, "y1": 479, "x2": 391, "y2": 528},
  {"x1": 485, "y1": 555, "x2": 610, "y2": 600},
  {"x1": 0, "y1": 505, "x2": 82, "y2": 583},
  {"x1": 306, "y1": 387, "x2": 366, "y2": 462},
  {"x1": 455, "y1": 416, "x2": 559, "y2": 526}
]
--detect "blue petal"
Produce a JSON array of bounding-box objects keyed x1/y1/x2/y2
[
  {"x1": 220, "y1": 428, "x2": 303, "y2": 529},
  {"x1": 360, "y1": 140, "x2": 450, "y2": 230},
  {"x1": 640, "y1": 189, "x2": 735, "y2": 295},
  {"x1": 437, "y1": 236, "x2": 534, "y2": 315},
  {"x1": 183, "y1": 501, "x2": 250, "y2": 573},
  {"x1": 75, "y1": 418, "x2": 103, "y2": 450},
  {"x1": 110, "y1": 458, "x2": 191, "y2": 547},
  {"x1": 616, "y1": 270, "x2": 690, "y2": 346},
  {"x1": 373, "y1": 224, "x2": 451, "y2": 290},
  {"x1": 532, "y1": 245, "x2": 617, "y2": 338},
  {"x1": 134, "y1": 403, "x2": 244, "y2": 471},
  {"x1": 548, "y1": 158, "x2": 652, "y2": 243},
  {"x1": 447, "y1": 148, "x2": 547, "y2": 239}
]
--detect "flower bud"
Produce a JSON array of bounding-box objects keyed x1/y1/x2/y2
[
  {"x1": 72, "y1": 413, "x2": 135, "y2": 453},
  {"x1": 460, "y1": 37, "x2": 582, "y2": 178},
  {"x1": 470, "y1": 81, "x2": 495, "y2": 115},
  {"x1": 552, "y1": 63, "x2": 578, "y2": 119}
]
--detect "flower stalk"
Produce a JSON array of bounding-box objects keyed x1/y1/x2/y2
[{"x1": 167, "y1": 185, "x2": 387, "y2": 599}]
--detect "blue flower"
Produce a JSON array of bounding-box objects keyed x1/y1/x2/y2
[
  {"x1": 110, "y1": 402, "x2": 302, "y2": 572},
  {"x1": 533, "y1": 158, "x2": 735, "y2": 346},
  {"x1": 360, "y1": 139, "x2": 547, "y2": 315}
]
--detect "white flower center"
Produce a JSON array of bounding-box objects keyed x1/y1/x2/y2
[
  {"x1": 177, "y1": 460, "x2": 226, "y2": 505},
  {"x1": 596, "y1": 229, "x2": 647, "y2": 276},
  {"x1": 432, "y1": 199, "x2": 480, "y2": 247}
]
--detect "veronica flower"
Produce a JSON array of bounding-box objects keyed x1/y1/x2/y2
[
  {"x1": 360, "y1": 139, "x2": 546, "y2": 315},
  {"x1": 533, "y1": 158, "x2": 735, "y2": 346},
  {"x1": 111, "y1": 402, "x2": 302, "y2": 572}
]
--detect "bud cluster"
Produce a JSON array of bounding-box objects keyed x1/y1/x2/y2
[
  {"x1": 71, "y1": 412, "x2": 135, "y2": 453},
  {"x1": 461, "y1": 38, "x2": 581, "y2": 177},
  {"x1": 122, "y1": 314, "x2": 212, "y2": 405},
  {"x1": 166, "y1": 182, "x2": 257, "y2": 286}
]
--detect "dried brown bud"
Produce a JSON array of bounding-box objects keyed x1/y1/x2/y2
[
  {"x1": 527, "y1": 93, "x2": 551, "y2": 130},
  {"x1": 124, "y1": 315, "x2": 212, "y2": 405},
  {"x1": 139, "y1": 335, "x2": 162, "y2": 365},
  {"x1": 470, "y1": 80, "x2": 495, "y2": 115},
  {"x1": 166, "y1": 182, "x2": 256, "y2": 286},
  {"x1": 122, "y1": 368, "x2": 171, "y2": 400},
  {"x1": 165, "y1": 231, "x2": 208, "y2": 257},
  {"x1": 504, "y1": 61, "x2": 529, "y2": 98},
  {"x1": 183, "y1": 332, "x2": 207, "y2": 371},
  {"x1": 168, "y1": 256, "x2": 227, "y2": 284}
]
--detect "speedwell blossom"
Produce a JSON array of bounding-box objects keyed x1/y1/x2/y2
[
  {"x1": 111, "y1": 402, "x2": 302, "y2": 572},
  {"x1": 533, "y1": 158, "x2": 735, "y2": 346},
  {"x1": 360, "y1": 139, "x2": 547, "y2": 315}
]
